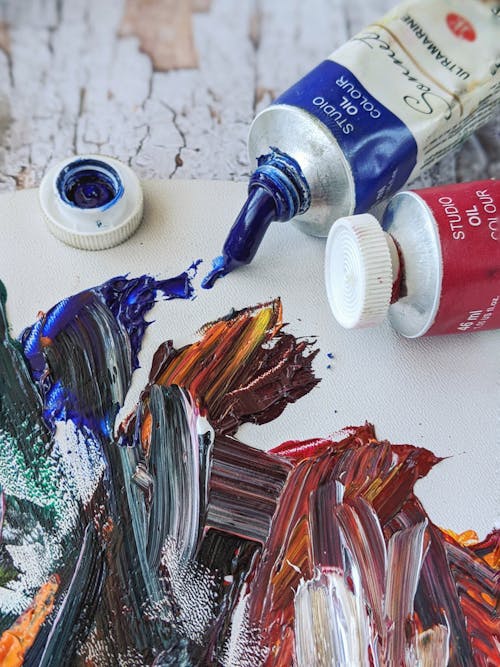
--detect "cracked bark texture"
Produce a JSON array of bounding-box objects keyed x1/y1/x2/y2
[{"x1": 0, "y1": 0, "x2": 498, "y2": 193}]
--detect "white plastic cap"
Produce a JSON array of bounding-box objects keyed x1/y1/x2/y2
[
  {"x1": 39, "y1": 155, "x2": 143, "y2": 250},
  {"x1": 325, "y1": 214, "x2": 397, "y2": 329}
]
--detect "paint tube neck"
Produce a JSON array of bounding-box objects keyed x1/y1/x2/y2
[{"x1": 249, "y1": 148, "x2": 311, "y2": 222}]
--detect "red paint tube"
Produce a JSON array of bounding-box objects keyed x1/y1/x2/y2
[{"x1": 325, "y1": 179, "x2": 499, "y2": 337}]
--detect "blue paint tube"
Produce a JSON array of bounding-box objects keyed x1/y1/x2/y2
[{"x1": 202, "y1": 0, "x2": 499, "y2": 288}]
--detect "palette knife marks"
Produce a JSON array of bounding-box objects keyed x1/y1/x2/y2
[
  {"x1": 0, "y1": 273, "x2": 499, "y2": 666},
  {"x1": 0, "y1": 270, "x2": 200, "y2": 665}
]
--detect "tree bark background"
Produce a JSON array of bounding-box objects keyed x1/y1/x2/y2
[{"x1": 0, "y1": 0, "x2": 497, "y2": 192}]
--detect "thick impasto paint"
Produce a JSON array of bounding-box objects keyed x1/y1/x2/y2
[{"x1": 0, "y1": 273, "x2": 497, "y2": 666}]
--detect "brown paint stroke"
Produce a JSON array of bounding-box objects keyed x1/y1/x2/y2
[{"x1": 119, "y1": 0, "x2": 211, "y2": 72}]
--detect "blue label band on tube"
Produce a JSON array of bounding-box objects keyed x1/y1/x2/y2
[{"x1": 273, "y1": 60, "x2": 418, "y2": 213}]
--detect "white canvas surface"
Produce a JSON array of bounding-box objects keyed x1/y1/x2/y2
[{"x1": 0, "y1": 180, "x2": 498, "y2": 538}]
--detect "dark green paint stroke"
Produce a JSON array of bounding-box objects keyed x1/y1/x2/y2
[{"x1": 0, "y1": 270, "x2": 204, "y2": 662}]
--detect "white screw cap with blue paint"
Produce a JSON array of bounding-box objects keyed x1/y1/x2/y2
[
  {"x1": 39, "y1": 155, "x2": 143, "y2": 250},
  {"x1": 325, "y1": 214, "x2": 400, "y2": 329}
]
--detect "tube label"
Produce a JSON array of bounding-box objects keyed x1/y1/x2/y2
[
  {"x1": 274, "y1": 61, "x2": 418, "y2": 213},
  {"x1": 420, "y1": 180, "x2": 500, "y2": 335},
  {"x1": 273, "y1": 0, "x2": 499, "y2": 213}
]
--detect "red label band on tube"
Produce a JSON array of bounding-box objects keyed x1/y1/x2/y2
[{"x1": 420, "y1": 180, "x2": 499, "y2": 335}]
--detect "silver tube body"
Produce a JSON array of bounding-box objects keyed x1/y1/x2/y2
[{"x1": 248, "y1": 0, "x2": 499, "y2": 237}]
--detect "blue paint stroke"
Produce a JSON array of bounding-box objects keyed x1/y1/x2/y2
[{"x1": 20, "y1": 265, "x2": 200, "y2": 435}]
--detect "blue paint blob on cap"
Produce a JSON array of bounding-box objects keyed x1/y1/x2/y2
[{"x1": 56, "y1": 158, "x2": 124, "y2": 210}]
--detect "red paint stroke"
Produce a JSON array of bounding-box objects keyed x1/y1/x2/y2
[
  {"x1": 119, "y1": 300, "x2": 496, "y2": 665},
  {"x1": 241, "y1": 426, "x2": 497, "y2": 666}
]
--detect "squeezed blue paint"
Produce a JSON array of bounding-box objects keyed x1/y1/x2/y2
[
  {"x1": 98, "y1": 262, "x2": 200, "y2": 369},
  {"x1": 201, "y1": 188, "x2": 276, "y2": 289},
  {"x1": 201, "y1": 149, "x2": 310, "y2": 289}
]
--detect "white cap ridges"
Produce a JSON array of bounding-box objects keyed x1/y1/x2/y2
[
  {"x1": 325, "y1": 214, "x2": 394, "y2": 329},
  {"x1": 39, "y1": 155, "x2": 143, "y2": 250}
]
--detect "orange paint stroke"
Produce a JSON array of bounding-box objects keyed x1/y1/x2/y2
[
  {"x1": 157, "y1": 302, "x2": 280, "y2": 404},
  {"x1": 0, "y1": 574, "x2": 59, "y2": 667},
  {"x1": 442, "y1": 528, "x2": 479, "y2": 548}
]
